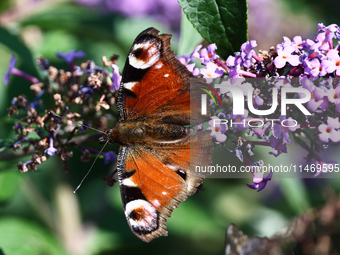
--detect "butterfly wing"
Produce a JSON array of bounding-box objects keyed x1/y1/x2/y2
[
  {"x1": 115, "y1": 27, "x2": 213, "y2": 242},
  {"x1": 117, "y1": 130, "x2": 212, "y2": 242},
  {"x1": 117, "y1": 27, "x2": 194, "y2": 124},
  {"x1": 117, "y1": 143, "x2": 189, "y2": 243}
]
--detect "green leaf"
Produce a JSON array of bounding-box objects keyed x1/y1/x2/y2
[
  {"x1": 178, "y1": 0, "x2": 248, "y2": 59},
  {"x1": 177, "y1": 10, "x2": 203, "y2": 56},
  {"x1": 0, "y1": 217, "x2": 66, "y2": 255}
]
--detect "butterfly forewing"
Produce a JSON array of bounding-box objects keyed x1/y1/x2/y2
[{"x1": 118, "y1": 27, "x2": 192, "y2": 123}]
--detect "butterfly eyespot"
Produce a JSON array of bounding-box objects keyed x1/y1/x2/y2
[
  {"x1": 133, "y1": 48, "x2": 143, "y2": 59},
  {"x1": 128, "y1": 210, "x2": 139, "y2": 220},
  {"x1": 128, "y1": 40, "x2": 161, "y2": 69},
  {"x1": 125, "y1": 200, "x2": 159, "y2": 235}
]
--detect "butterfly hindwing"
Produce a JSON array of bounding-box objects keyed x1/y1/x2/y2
[
  {"x1": 117, "y1": 131, "x2": 212, "y2": 242},
  {"x1": 117, "y1": 143, "x2": 188, "y2": 242}
]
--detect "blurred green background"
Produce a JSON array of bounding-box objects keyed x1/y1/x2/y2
[{"x1": 1, "y1": 0, "x2": 340, "y2": 254}]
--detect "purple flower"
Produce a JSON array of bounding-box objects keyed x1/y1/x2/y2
[
  {"x1": 200, "y1": 44, "x2": 219, "y2": 65},
  {"x1": 177, "y1": 45, "x2": 202, "y2": 66},
  {"x1": 31, "y1": 90, "x2": 45, "y2": 109},
  {"x1": 273, "y1": 46, "x2": 300, "y2": 69},
  {"x1": 111, "y1": 64, "x2": 121, "y2": 92},
  {"x1": 4, "y1": 55, "x2": 40, "y2": 85},
  {"x1": 318, "y1": 117, "x2": 340, "y2": 143},
  {"x1": 303, "y1": 58, "x2": 329, "y2": 77},
  {"x1": 177, "y1": 55, "x2": 191, "y2": 66},
  {"x1": 317, "y1": 23, "x2": 340, "y2": 45},
  {"x1": 318, "y1": 23, "x2": 340, "y2": 35},
  {"x1": 102, "y1": 151, "x2": 117, "y2": 164},
  {"x1": 241, "y1": 40, "x2": 257, "y2": 54},
  {"x1": 240, "y1": 40, "x2": 257, "y2": 68},
  {"x1": 37, "y1": 57, "x2": 50, "y2": 71},
  {"x1": 185, "y1": 63, "x2": 199, "y2": 75},
  {"x1": 247, "y1": 171, "x2": 273, "y2": 192},
  {"x1": 277, "y1": 36, "x2": 294, "y2": 50},
  {"x1": 199, "y1": 62, "x2": 224, "y2": 78},
  {"x1": 252, "y1": 94, "x2": 264, "y2": 107},
  {"x1": 326, "y1": 84, "x2": 340, "y2": 104},
  {"x1": 292, "y1": 36, "x2": 305, "y2": 50},
  {"x1": 272, "y1": 116, "x2": 298, "y2": 144},
  {"x1": 228, "y1": 65, "x2": 243, "y2": 80},
  {"x1": 74, "y1": 66, "x2": 84, "y2": 76},
  {"x1": 191, "y1": 45, "x2": 203, "y2": 60},
  {"x1": 325, "y1": 49, "x2": 340, "y2": 76},
  {"x1": 226, "y1": 55, "x2": 236, "y2": 67},
  {"x1": 207, "y1": 116, "x2": 227, "y2": 142},
  {"x1": 80, "y1": 87, "x2": 94, "y2": 97},
  {"x1": 45, "y1": 131, "x2": 58, "y2": 156},
  {"x1": 310, "y1": 32, "x2": 331, "y2": 51},
  {"x1": 56, "y1": 50, "x2": 86, "y2": 63},
  {"x1": 78, "y1": 121, "x2": 91, "y2": 133},
  {"x1": 230, "y1": 109, "x2": 249, "y2": 131},
  {"x1": 268, "y1": 136, "x2": 287, "y2": 156},
  {"x1": 12, "y1": 138, "x2": 33, "y2": 150},
  {"x1": 300, "y1": 77, "x2": 328, "y2": 112},
  {"x1": 177, "y1": 52, "x2": 198, "y2": 75},
  {"x1": 226, "y1": 53, "x2": 242, "y2": 68}
]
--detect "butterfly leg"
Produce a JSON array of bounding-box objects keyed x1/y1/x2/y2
[{"x1": 103, "y1": 169, "x2": 117, "y2": 186}]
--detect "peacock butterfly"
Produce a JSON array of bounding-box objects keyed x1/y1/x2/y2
[{"x1": 102, "y1": 27, "x2": 213, "y2": 242}]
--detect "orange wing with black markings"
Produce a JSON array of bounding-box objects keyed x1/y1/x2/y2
[{"x1": 117, "y1": 27, "x2": 193, "y2": 124}]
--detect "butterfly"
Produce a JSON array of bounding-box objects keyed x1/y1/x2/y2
[{"x1": 102, "y1": 27, "x2": 213, "y2": 242}]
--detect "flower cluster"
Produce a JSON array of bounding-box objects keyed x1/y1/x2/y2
[
  {"x1": 5, "y1": 51, "x2": 120, "y2": 173},
  {"x1": 178, "y1": 23, "x2": 340, "y2": 191}
]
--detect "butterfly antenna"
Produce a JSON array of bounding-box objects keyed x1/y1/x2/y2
[
  {"x1": 73, "y1": 140, "x2": 109, "y2": 193},
  {"x1": 48, "y1": 111, "x2": 106, "y2": 134}
]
